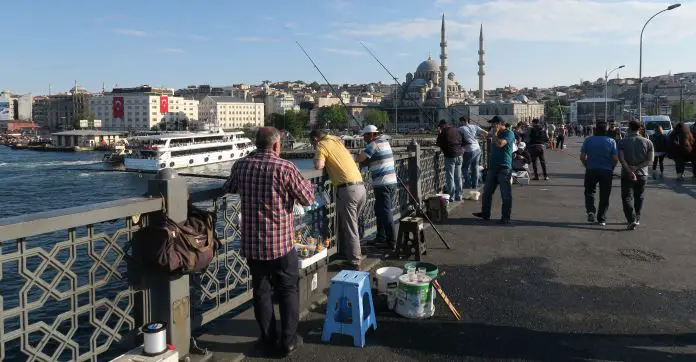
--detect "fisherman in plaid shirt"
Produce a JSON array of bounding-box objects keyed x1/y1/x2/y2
[{"x1": 224, "y1": 127, "x2": 315, "y2": 357}]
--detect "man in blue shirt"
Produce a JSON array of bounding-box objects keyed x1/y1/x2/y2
[
  {"x1": 473, "y1": 116, "x2": 516, "y2": 224},
  {"x1": 458, "y1": 116, "x2": 488, "y2": 189},
  {"x1": 357, "y1": 125, "x2": 398, "y2": 249},
  {"x1": 580, "y1": 121, "x2": 619, "y2": 226}
]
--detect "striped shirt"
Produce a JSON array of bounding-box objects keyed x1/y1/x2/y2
[
  {"x1": 223, "y1": 150, "x2": 315, "y2": 260},
  {"x1": 363, "y1": 136, "x2": 397, "y2": 187}
]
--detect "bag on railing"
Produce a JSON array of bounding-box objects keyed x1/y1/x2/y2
[{"x1": 135, "y1": 206, "x2": 221, "y2": 275}]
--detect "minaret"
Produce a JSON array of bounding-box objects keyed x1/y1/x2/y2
[
  {"x1": 478, "y1": 24, "x2": 486, "y2": 102},
  {"x1": 440, "y1": 14, "x2": 448, "y2": 114}
]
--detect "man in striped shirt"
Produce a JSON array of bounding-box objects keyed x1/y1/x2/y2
[
  {"x1": 223, "y1": 127, "x2": 315, "y2": 356},
  {"x1": 357, "y1": 125, "x2": 398, "y2": 249}
]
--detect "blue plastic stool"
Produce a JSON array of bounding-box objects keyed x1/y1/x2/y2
[{"x1": 322, "y1": 270, "x2": 377, "y2": 347}]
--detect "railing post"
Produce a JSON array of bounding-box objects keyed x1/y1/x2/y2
[
  {"x1": 407, "y1": 140, "x2": 422, "y2": 206},
  {"x1": 146, "y1": 168, "x2": 191, "y2": 356}
]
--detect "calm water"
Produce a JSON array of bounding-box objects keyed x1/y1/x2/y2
[{"x1": 0, "y1": 146, "x2": 314, "y2": 219}]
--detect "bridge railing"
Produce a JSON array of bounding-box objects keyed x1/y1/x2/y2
[{"x1": 0, "y1": 142, "x2": 458, "y2": 361}]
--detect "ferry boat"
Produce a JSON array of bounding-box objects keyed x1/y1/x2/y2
[{"x1": 124, "y1": 129, "x2": 255, "y2": 171}]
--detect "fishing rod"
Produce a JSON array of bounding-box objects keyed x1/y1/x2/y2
[
  {"x1": 296, "y1": 41, "x2": 364, "y2": 129},
  {"x1": 396, "y1": 176, "x2": 451, "y2": 249},
  {"x1": 63, "y1": 168, "x2": 228, "y2": 180}
]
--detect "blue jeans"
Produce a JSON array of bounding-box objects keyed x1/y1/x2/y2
[
  {"x1": 480, "y1": 168, "x2": 513, "y2": 220},
  {"x1": 373, "y1": 184, "x2": 397, "y2": 244},
  {"x1": 444, "y1": 156, "x2": 463, "y2": 200},
  {"x1": 461, "y1": 149, "x2": 482, "y2": 189}
]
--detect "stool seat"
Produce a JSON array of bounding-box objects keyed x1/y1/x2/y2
[
  {"x1": 396, "y1": 217, "x2": 426, "y2": 260},
  {"x1": 322, "y1": 270, "x2": 377, "y2": 347}
]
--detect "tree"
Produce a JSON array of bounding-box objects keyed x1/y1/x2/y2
[
  {"x1": 670, "y1": 101, "x2": 695, "y2": 122},
  {"x1": 365, "y1": 109, "x2": 390, "y2": 127},
  {"x1": 316, "y1": 105, "x2": 350, "y2": 129},
  {"x1": 283, "y1": 110, "x2": 309, "y2": 137},
  {"x1": 265, "y1": 113, "x2": 284, "y2": 127},
  {"x1": 309, "y1": 82, "x2": 321, "y2": 91}
]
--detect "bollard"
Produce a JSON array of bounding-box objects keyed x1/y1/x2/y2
[{"x1": 146, "y1": 168, "x2": 191, "y2": 357}]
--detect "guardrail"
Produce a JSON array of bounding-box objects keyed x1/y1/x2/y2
[{"x1": 0, "y1": 140, "x2": 489, "y2": 361}]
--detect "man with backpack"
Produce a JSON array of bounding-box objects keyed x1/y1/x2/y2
[
  {"x1": 224, "y1": 127, "x2": 315, "y2": 357},
  {"x1": 527, "y1": 118, "x2": 550, "y2": 180}
]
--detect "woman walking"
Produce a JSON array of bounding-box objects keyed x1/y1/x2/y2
[
  {"x1": 649, "y1": 125, "x2": 669, "y2": 179},
  {"x1": 667, "y1": 123, "x2": 695, "y2": 181}
]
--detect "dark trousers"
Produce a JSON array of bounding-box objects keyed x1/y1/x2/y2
[
  {"x1": 621, "y1": 174, "x2": 646, "y2": 223},
  {"x1": 528, "y1": 144, "x2": 548, "y2": 178},
  {"x1": 481, "y1": 168, "x2": 513, "y2": 220},
  {"x1": 247, "y1": 251, "x2": 299, "y2": 348},
  {"x1": 373, "y1": 184, "x2": 397, "y2": 244},
  {"x1": 584, "y1": 169, "x2": 613, "y2": 222},
  {"x1": 556, "y1": 136, "x2": 565, "y2": 150},
  {"x1": 675, "y1": 157, "x2": 686, "y2": 174},
  {"x1": 652, "y1": 155, "x2": 665, "y2": 173}
]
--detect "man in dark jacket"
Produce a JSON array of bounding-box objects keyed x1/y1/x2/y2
[
  {"x1": 437, "y1": 119, "x2": 463, "y2": 201},
  {"x1": 526, "y1": 118, "x2": 550, "y2": 180}
]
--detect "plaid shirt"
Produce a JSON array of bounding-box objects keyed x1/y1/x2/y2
[{"x1": 223, "y1": 150, "x2": 315, "y2": 261}]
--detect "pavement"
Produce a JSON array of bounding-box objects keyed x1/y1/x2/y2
[{"x1": 196, "y1": 137, "x2": 696, "y2": 362}]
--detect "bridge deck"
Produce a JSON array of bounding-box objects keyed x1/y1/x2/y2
[{"x1": 198, "y1": 137, "x2": 696, "y2": 361}]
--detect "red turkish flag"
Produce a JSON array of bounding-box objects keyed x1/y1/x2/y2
[
  {"x1": 160, "y1": 96, "x2": 169, "y2": 113},
  {"x1": 113, "y1": 97, "x2": 124, "y2": 118}
]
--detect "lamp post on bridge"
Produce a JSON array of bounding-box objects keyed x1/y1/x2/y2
[
  {"x1": 605, "y1": 65, "x2": 625, "y2": 122},
  {"x1": 638, "y1": 3, "x2": 681, "y2": 124}
]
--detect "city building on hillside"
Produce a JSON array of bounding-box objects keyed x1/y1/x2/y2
[
  {"x1": 89, "y1": 85, "x2": 198, "y2": 132},
  {"x1": 174, "y1": 84, "x2": 229, "y2": 100},
  {"x1": 198, "y1": 96, "x2": 264, "y2": 130},
  {"x1": 570, "y1": 98, "x2": 624, "y2": 124}
]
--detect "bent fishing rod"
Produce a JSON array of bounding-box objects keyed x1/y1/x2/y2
[
  {"x1": 360, "y1": 42, "x2": 488, "y2": 129},
  {"x1": 296, "y1": 41, "x2": 364, "y2": 130}
]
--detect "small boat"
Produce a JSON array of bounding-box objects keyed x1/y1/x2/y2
[{"x1": 103, "y1": 144, "x2": 129, "y2": 165}]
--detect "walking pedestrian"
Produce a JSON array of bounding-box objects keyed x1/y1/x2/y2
[
  {"x1": 649, "y1": 125, "x2": 669, "y2": 179},
  {"x1": 618, "y1": 120, "x2": 654, "y2": 230},
  {"x1": 310, "y1": 129, "x2": 366, "y2": 270},
  {"x1": 458, "y1": 116, "x2": 488, "y2": 189},
  {"x1": 473, "y1": 116, "x2": 515, "y2": 224},
  {"x1": 224, "y1": 127, "x2": 315, "y2": 357},
  {"x1": 555, "y1": 125, "x2": 567, "y2": 150},
  {"x1": 357, "y1": 125, "x2": 397, "y2": 250},
  {"x1": 667, "y1": 123, "x2": 695, "y2": 181},
  {"x1": 580, "y1": 121, "x2": 618, "y2": 226},
  {"x1": 527, "y1": 118, "x2": 550, "y2": 180},
  {"x1": 436, "y1": 120, "x2": 463, "y2": 201}
]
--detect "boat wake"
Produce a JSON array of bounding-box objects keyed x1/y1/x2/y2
[
  {"x1": 24, "y1": 160, "x2": 103, "y2": 168},
  {"x1": 0, "y1": 162, "x2": 7, "y2": 167}
]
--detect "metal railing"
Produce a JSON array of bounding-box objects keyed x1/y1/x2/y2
[{"x1": 0, "y1": 141, "x2": 474, "y2": 361}]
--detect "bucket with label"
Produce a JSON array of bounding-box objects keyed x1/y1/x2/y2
[
  {"x1": 374, "y1": 267, "x2": 403, "y2": 294},
  {"x1": 394, "y1": 274, "x2": 435, "y2": 319}
]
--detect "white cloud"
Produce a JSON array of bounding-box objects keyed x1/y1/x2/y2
[
  {"x1": 335, "y1": 1, "x2": 694, "y2": 44},
  {"x1": 189, "y1": 35, "x2": 208, "y2": 41},
  {"x1": 233, "y1": 36, "x2": 279, "y2": 42},
  {"x1": 324, "y1": 48, "x2": 364, "y2": 56},
  {"x1": 163, "y1": 48, "x2": 184, "y2": 53},
  {"x1": 113, "y1": 28, "x2": 149, "y2": 37}
]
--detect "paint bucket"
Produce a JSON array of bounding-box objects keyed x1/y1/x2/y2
[
  {"x1": 374, "y1": 267, "x2": 403, "y2": 294},
  {"x1": 394, "y1": 274, "x2": 435, "y2": 319},
  {"x1": 142, "y1": 321, "x2": 168, "y2": 356}
]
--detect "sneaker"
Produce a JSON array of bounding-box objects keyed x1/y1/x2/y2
[
  {"x1": 627, "y1": 221, "x2": 638, "y2": 230},
  {"x1": 598, "y1": 221, "x2": 607, "y2": 226},
  {"x1": 472, "y1": 212, "x2": 490, "y2": 221},
  {"x1": 544, "y1": 176, "x2": 550, "y2": 181},
  {"x1": 587, "y1": 213, "x2": 596, "y2": 223}
]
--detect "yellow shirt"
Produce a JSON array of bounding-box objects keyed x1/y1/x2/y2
[{"x1": 315, "y1": 135, "x2": 362, "y2": 185}]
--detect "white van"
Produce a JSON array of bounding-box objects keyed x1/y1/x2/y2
[{"x1": 642, "y1": 115, "x2": 673, "y2": 136}]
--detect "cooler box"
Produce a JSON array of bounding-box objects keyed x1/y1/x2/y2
[{"x1": 298, "y1": 256, "x2": 328, "y2": 311}]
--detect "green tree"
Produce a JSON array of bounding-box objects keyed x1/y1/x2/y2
[
  {"x1": 670, "y1": 101, "x2": 695, "y2": 122},
  {"x1": 309, "y1": 81, "x2": 321, "y2": 91},
  {"x1": 365, "y1": 109, "x2": 390, "y2": 127},
  {"x1": 283, "y1": 110, "x2": 309, "y2": 137},
  {"x1": 316, "y1": 105, "x2": 349, "y2": 129},
  {"x1": 265, "y1": 113, "x2": 284, "y2": 127}
]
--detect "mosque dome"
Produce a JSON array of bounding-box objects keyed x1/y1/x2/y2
[{"x1": 416, "y1": 56, "x2": 439, "y2": 74}]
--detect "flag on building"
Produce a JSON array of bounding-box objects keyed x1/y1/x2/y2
[
  {"x1": 160, "y1": 96, "x2": 169, "y2": 113},
  {"x1": 113, "y1": 97, "x2": 124, "y2": 118}
]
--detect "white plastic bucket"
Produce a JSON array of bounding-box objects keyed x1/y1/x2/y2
[{"x1": 374, "y1": 267, "x2": 403, "y2": 294}]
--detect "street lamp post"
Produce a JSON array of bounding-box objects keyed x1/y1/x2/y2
[
  {"x1": 638, "y1": 3, "x2": 681, "y2": 124},
  {"x1": 605, "y1": 65, "x2": 625, "y2": 122}
]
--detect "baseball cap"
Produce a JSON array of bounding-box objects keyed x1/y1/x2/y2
[{"x1": 360, "y1": 125, "x2": 379, "y2": 134}]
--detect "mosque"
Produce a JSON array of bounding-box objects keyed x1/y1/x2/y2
[{"x1": 381, "y1": 15, "x2": 485, "y2": 129}]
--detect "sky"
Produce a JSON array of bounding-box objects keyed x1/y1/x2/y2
[{"x1": 3, "y1": 0, "x2": 695, "y2": 95}]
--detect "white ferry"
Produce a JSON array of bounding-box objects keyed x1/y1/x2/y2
[{"x1": 124, "y1": 129, "x2": 255, "y2": 171}]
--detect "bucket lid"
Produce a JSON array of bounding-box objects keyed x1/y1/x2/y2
[{"x1": 142, "y1": 321, "x2": 168, "y2": 333}]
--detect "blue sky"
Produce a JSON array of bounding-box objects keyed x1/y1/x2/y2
[{"x1": 3, "y1": 0, "x2": 695, "y2": 95}]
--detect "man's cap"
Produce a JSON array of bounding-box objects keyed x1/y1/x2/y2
[
  {"x1": 360, "y1": 125, "x2": 379, "y2": 134},
  {"x1": 488, "y1": 116, "x2": 503, "y2": 124},
  {"x1": 438, "y1": 120, "x2": 448, "y2": 126}
]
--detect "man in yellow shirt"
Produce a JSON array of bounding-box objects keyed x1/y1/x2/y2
[{"x1": 310, "y1": 129, "x2": 365, "y2": 270}]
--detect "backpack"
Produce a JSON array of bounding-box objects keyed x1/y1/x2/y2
[{"x1": 135, "y1": 205, "x2": 221, "y2": 275}]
